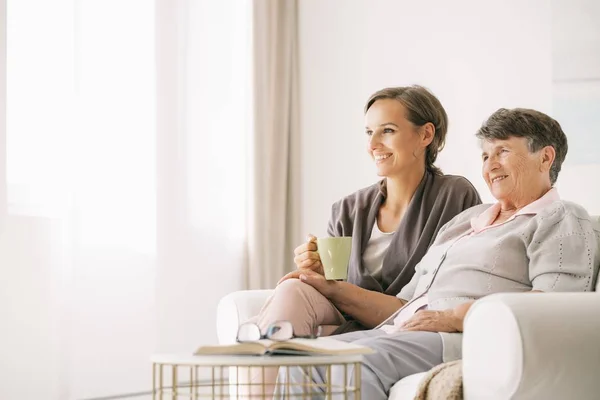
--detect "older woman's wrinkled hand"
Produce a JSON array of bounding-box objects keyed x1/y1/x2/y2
[{"x1": 401, "y1": 309, "x2": 461, "y2": 333}]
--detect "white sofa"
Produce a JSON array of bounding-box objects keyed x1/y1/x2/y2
[{"x1": 216, "y1": 218, "x2": 600, "y2": 399}]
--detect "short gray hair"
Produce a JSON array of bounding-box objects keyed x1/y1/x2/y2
[{"x1": 476, "y1": 108, "x2": 568, "y2": 184}]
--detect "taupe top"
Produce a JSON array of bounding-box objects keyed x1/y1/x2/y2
[{"x1": 329, "y1": 172, "x2": 481, "y2": 333}]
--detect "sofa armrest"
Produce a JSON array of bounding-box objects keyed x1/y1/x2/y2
[
  {"x1": 463, "y1": 292, "x2": 600, "y2": 400},
  {"x1": 216, "y1": 289, "x2": 274, "y2": 344}
]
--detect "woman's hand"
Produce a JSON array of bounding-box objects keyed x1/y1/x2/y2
[
  {"x1": 400, "y1": 309, "x2": 461, "y2": 333},
  {"x1": 277, "y1": 269, "x2": 336, "y2": 295},
  {"x1": 278, "y1": 235, "x2": 324, "y2": 285},
  {"x1": 293, "y1": 234, "x2": 323, "y2": 274},
  {"x1": 295, "y1": 269, "x2": 339, "y2": 298}
]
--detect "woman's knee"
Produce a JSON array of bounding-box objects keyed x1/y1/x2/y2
[
  {"x1": 274, "y1": 278, "x2": 322, "y2": 303},
  {"x1": 258, "y1": 279, "x2": 326, "y2": 332}
]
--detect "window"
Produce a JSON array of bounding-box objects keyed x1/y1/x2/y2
[{"x1": 6, "y1": 0, "x2": 156, "y2": 252}]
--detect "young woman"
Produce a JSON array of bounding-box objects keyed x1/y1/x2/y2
[{"x1": 240, "y1": 85, "x2": 481, "y2": 398}]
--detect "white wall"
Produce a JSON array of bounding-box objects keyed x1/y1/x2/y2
[
  {"x1": 0, "y1": 216, "x2": 64, "y2": 400},
  {"x1": 68, "y1": 250, "x2": 157, "y2": 399},
  {"x1": 297, "y1": 0, "x2": 559, "y2": 237},
  {"x1": 0, "y1": 0, "x2": 6, "y2": 232},
  {"x1": 552, "y1": 0, "x2": 600, "y2": 81},
  {"x1": 551, "y1": 0, "x2": 600, "y2": 215},
  {"x1": 0, "y1": 212, "x2": 159, "y2": 400}
]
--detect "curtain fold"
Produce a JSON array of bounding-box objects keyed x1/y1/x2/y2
[
  {"x1": 0, "y1": 0, "x2": 6, "y2": 232},
  {"x1": 247, "y1": 0, "x2": 300, "y2": 289}
]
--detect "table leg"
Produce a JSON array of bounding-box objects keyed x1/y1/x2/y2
[
  {"x1": 172, "y1": 365, "x2": 177, "y2": 400},
  {"x1": 354, "y1": 362, "x2": 361, "y2": 400},
  {"x1": 152, "y1": 364, "x2": 156, "y2": 400},
  {"x1": 195, "y1": 366, "x2": 199, "y2": 400},
  {"x1": 343, "y1": 364, "x2": 348, "y2": 399},
  {"x1": 159, "y1": 365, "x2": 164, "y2": 400},
  {"x1": 189, "y1": 366, "x2": 194, "y2": 400},
  {"x1": 326, "y1": 365, "x2": 332, "y2": 400}
]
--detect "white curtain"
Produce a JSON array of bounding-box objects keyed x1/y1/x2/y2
[
  {"x1": 0, "y1": 0, "x2": 6, "y2": 233},
  {"x1": 247, "y1": 0, "x2": 300, "y2": 290},
  {"x1": 154, "y1": 0, "x2": 252, "y2": 356},
  {"x1": 1, "y1": 0, "x2": 297, "y2": 398},
  {"x1": 3, "y1": 1, "x2": 159, "y2": 398}
]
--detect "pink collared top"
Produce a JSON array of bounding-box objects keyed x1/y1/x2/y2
[{"x1": 470, "y1": 187, "x2": 561, "y2": 234}]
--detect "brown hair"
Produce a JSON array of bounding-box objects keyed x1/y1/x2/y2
[
  {"x1": 364, "y1": 85, "x2": 448, "y2": 176},
  {"x1": 476, "y1": 108, "x2": 568, "y2": 185}
]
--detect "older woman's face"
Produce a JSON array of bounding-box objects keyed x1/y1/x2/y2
[
  {"x1": 365, "y1": 99, "x2": 429, "y2": 177},
  {"x1": 481, "y1": 137, "x2": 547, "y2": 204}
]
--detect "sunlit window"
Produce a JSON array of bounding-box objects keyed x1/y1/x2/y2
[
  {"x1": 6, "y1": 0, "x2": 74, "y2": 214},
  {"x1": 7, "y1": 0, "x2": 156, "y2": 252}
]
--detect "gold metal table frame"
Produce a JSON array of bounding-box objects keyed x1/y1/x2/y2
[{"x1": 151, "y1": 353, "x2": 363, "y2": 399}]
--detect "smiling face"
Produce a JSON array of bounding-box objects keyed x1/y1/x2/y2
[
  {"x1": 365, "y1": 99, "x2": 432, "y2": 178},
  {"x1": 481, "y1": 136, "x2": 554, "y2": 207}
]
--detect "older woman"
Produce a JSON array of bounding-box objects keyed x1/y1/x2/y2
[{"x1": 276, "y1": 108, "x2": 600, "y2": 399}]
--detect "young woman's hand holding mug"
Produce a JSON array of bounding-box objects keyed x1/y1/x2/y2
[{"x1": 277, "y1": 234, "x2": 324, "y2": 285}]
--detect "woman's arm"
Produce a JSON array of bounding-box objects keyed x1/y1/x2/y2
[
  {"x1": 295, "y1": 270, "x2": 406, "y2": 328},
  {"x1": 295, "y1": 246, "x2": 424, "y2": 327},
  {"x1": 403, "y1": 290, "x2": 544, "y2": 333},
  {"x1": 326, "y1": 281, "x2": 406, "y2": 328},
  {"x1": 527, "y1": 210, "x2": 599, "y2": 292}
]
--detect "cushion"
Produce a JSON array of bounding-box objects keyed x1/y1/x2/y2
[{"x1": 389, "y1": 372, "x2": 427, "y2": 400}]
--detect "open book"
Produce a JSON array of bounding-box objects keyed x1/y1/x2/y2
[{"x1": 194, "y1": 337, "x2": 374, "y2": 357}]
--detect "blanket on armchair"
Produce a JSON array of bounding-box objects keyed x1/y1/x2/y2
[{"x1": 414, "y1": 360, "x2": 463, "y2": 400}]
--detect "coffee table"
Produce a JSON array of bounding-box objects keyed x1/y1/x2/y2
[{"x1": 151, "y1": 353, "x2": 363, "y2": 399}]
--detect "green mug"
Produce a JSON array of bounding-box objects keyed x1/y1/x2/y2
[{"x1": 316, "y1": 237, "x2": 352, "y2": 281}]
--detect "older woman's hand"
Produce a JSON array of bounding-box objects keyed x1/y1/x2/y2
[
  {"x1": 401, "y1": 309, "x2": 461, "y2": 333},
  {"x1": 401, "y1": 302, "x2": 474, "y2": 333}
]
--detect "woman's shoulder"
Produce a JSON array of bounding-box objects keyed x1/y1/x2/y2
[
  {"x1": 429, "y1": 174, "x2": 483, "y2": 210},
  {"x1": 326, "y1": 182, "x2": 381, "y2": 234},
  {"x1": 331, "y1": 181, "x2": 381, "y2": 212},
  {"x1": 443, "y1": 203, "x2": 493, "y2": 229},
  {"x1": 431, "y1": 203, "x2": 493, "y2": 244},
  {"x1": 536, "y1": 200, "x2": 597, "y2": 226},
  {"x1": 528, "y1": 200, "x2": 600, "y2": 239},
  {"x1": 433, "y1": 174, "x2": 479, "y2": 195}
]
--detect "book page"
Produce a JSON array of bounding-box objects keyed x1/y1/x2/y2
[
  {"x1": 269, "y1": 337, "x2": 374, "y2": 355},
  {"x1": 194, "y1": 337, "x2": 374, "y2": 356}
]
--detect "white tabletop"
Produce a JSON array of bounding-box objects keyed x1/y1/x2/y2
[{"x1": 151, "y1": 353, "x2": 364, "y2": 366}]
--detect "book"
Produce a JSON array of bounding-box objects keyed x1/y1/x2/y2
[{"x1": 194, "y1": 337, "x2": 374, "y2": 357}]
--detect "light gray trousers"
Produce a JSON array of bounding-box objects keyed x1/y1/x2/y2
[{"x1": 274, "y1": 329, "x2": 443, "y2": 400}]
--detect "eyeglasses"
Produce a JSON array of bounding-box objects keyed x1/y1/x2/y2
[{"x1": 236, "y1": 321, "x2": 322, "y2": 343}]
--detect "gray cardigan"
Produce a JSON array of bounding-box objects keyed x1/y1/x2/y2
[{"x1": 329, "y1": 172, "x2": 481, "y2": 333}]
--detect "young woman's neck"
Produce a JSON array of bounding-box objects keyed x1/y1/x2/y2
[{"x1": 384, "y1": 163, "x2": 427, "y2": 215}]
